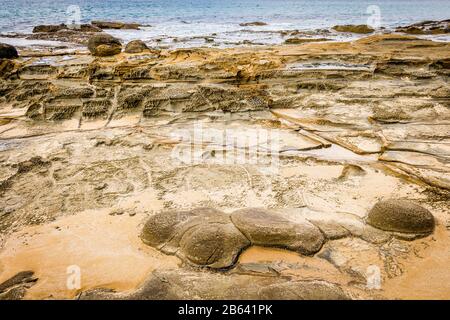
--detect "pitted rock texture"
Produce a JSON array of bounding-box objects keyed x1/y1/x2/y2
[
  {"x1": 367, "y1": 199, "x2": 435, "y2": 234},
  {"x1": 79, "y1": 269, "x2": 350, "y2": 300}
]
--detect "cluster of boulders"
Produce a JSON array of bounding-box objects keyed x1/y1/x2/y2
[
  {"x1": 32, "y1": 20, "x2": 142, "y2": 34},
  {"x1": 140, "y1": 199, "x2": 435, "y2": 269},
  {"x1": 78, "y1": 198, "x2": 435, "y2": 300},
  {"x1": 87, "y1": 34, "x2": 150, "y2": 56},
  {"x1": 2, "y1": 34, "x2": 152, "y2": 60},
  {"x1": 27, "y1": 21, "x2": 144, "y2": 46}
]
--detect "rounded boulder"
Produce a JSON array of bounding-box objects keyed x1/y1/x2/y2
[
  {"x1": 125, "y1": 40, "x2": 149, "y2": 54},
  {"x1": 87, "y1": 34, "x2": 122, "y2": 56},
  {"x1": 367, "y1": 199, "x2": 435, "y2": 234},
  {"x1": 231, "y1": 208, "x2": 324, "y2": 255},
  {"x1": 0, "y1": 43, "x2": 19, "y2": 59}
]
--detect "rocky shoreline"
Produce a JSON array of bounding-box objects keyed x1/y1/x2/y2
[
  {"x1": 1, "y1": 19, "x2": 449, "y2": 50},
  {"x1": 0, "y1": 22, "x2": 449, "y2": 300}
]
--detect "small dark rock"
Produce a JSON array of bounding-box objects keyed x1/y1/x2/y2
[
  {"x1": 239, "y1": 21, "x2": 268, "y2": 27},
  {"x1": 0, "y1": 43, "x2": 19, "y2": 59}
]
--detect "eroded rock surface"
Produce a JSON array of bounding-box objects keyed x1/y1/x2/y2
[{"x1": 0, "y1": 32, "x2": 449, "y2": 300}]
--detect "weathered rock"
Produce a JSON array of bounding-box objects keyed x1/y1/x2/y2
[
  {"x1": 0, "y1": 43, "x2": 18, "y2": 59},
  {"x1": 239, "y1": 21, "x2": 268, "y2": 27},
  {"x1": 258, "y1": 280, "x2": 350, "y2": 300},
  {"x1": 0, "y1": 271, "x2": 37, "y2": 300},
  {"x1": 333, "y1": 24, "x2": 375, "y2": 34},
  {"x1": 0, "y1": 59, "x2": 17, "y2": 78},
  {"x1": 230, "y1": 208, "x2": 325, "y2": 255},
  {"x1": 124, "y1": 40, "x2": 149, "y2": 53},
  {"x1": 367, "y1": 199, "x2": 435, "y2": 234},
  {"x1": 79, "y1": 269, "x2": 351, "y2": 300},
  {"x1": 92, "y1": 21, "x2": 141, "y2": 30},
  {"x1": 87, "y1": 34, "x2": 122, "y2": 56},
  {"x1": 179, "y1": 222, "x2": 249, "y2": 268},
  {"x1": 140, "y1": 208, "x2": 250, "y2": 268}
]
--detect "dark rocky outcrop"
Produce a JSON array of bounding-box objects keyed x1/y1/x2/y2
[
  {"x1": 87, "y1": 34, "x2": 122, "y2": 56},
  {"x1": 0, "y1": 43, "x2": 18, "y2": 59},
  {"x1": 33, "y1": 24, "x2": 102, "y2": 33},
  {"x1": 367, "y1": 199, "x2": 435, "y2": 234},
  {"x1": 333, "y1": 24, "x2": 375, "y2": 34},
  {"x1": 91, "y1": 20, "x2": 141, "y2": 30},
  {"x1": 396, "y1": 20, "x2": 449, "y2": 35},
  {"x1": 239, "y1": 21, "x2": 268, "y2": 27},
  {"x1": 284, "y1": 37, "x2": 330, "y2": 44}
]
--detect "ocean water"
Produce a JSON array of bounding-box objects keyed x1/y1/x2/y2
[{"x1": 0, "y1": 0, "x2": 449, "y2": 47}]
